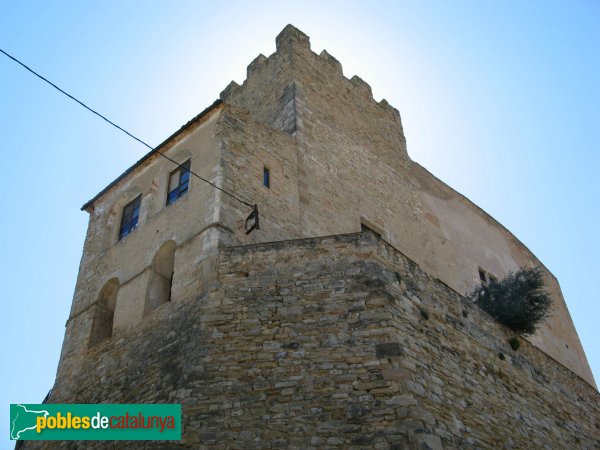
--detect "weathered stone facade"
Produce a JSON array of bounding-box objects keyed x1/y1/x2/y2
[
  {"x1": 217, "y1": 26, "x2": 593, "y2": 385},
  {"x1": 35, "y1": 25, "x2": 598, "y2": 449},
  {"x1": 35, "y1": 232, "x2": 599, "y2": 448}
]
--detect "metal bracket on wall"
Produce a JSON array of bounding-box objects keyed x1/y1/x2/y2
[{"x1": 245, "y1": 204, "x2": 260, "y2": 235}]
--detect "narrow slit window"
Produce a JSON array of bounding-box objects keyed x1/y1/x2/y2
[
  {"x1": 263, "y1": 167, "x2": 270, "y2": 188},
  {"x1": 119, "y1": 195, "x2": 141, "y2": 240},
  {"x1": 167, "y1": 160, "x2": 191, "y2": 205}
]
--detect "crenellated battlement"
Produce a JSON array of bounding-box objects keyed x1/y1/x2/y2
[
  {"x1": 246, "y1": 53, "x2": 268, "y2": 78},
  {"x1": 275, "y1": 24, "x2": 311, "y2": 52},
  {"x1": 318, "y1": 49, "x2": 343, "y2": 74},
  {"x1": 219, "y1": 80, "x2": 240, "y2": 100},
  {"x1": 220, "y1": 24, "x2": 405, "y2": 147},
  {"x1": 350, "y1": 74, "x2": 373, "y2": 99}
]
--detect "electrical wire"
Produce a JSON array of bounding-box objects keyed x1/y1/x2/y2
[{"x1": 0, "y1": 47, "x2": 255, "y2": 209}]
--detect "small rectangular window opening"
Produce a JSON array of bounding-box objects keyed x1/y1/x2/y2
[
  {"x1": 167, "y1": 160, "x2": 191, "y2": 205},
  {"x1": 478, "y1": 267, "x2": 498, "y2": 286},
  {"x1": 478, "y1": 268, "x2": 487, "y2": 283},
  {"x1": 263, "y1": 167, "x2": 270, "y2": 188},
  {"x1": 119, "y1": 195, "x2": 141, "y2": 240},
  {"x1": 360, "y1": 222, "x2": 382, "y2": 239}
]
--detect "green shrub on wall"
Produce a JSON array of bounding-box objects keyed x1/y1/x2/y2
[
  {"x1": 471, "y1": 267, "x2": 552, "y2": 336},
  {"x1": 509, "y1": 336, "x2": 521, "y2": 351}
]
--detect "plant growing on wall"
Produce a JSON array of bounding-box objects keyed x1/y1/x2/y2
[
  {"x1": 508, "y1": 336, "x2": 521, "y2": 351},
  {"x1": 470, "y1": 266, "x2": 552, "y2": 336}
]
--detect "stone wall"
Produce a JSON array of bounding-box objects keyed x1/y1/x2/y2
[
  {"x1": 220, "y1": 25, "x2": 594, "y2": 386},
  {"x1": 54, "y1": 105, "x2": 226, "y2": 397},
  {"x1": 35, "y1": 231, "x2": 599, "y2": 449},
  {"x1": 216, "y1": 105, "x2": 302, "y2": 244}
]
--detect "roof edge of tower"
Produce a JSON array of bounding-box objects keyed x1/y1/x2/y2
[{"x1": 81, "y1": 99, "x2": 223, "y2": 212}]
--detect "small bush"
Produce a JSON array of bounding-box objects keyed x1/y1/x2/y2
[
  {"x1": 419, "y1": 308, "x2": 429, "y2": 320},
  {"x1": 509, "y1": 336, "x2": 521, "y2": 351},
  {"x1": 470, "y1": 266, "x2": 552, "y2": 336}
]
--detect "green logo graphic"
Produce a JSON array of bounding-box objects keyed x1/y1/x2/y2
[{"x1": 10, "y1": 404, "x2": 181, "y2": 441}]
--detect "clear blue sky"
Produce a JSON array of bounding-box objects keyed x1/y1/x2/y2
[{"x1": 1, "y1": 0, "x2": 598, "y2": 444}]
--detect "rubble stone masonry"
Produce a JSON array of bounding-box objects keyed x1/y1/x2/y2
[{"x1": 37, "y1": 232, "x2": 599, "y2": 448}]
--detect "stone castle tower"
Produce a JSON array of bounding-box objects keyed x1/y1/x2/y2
[{"x1": 41, "y1": 25, "x2": 598, "y2": 448}]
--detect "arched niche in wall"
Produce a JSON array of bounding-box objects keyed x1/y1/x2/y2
[
  {"x1": 145, "y1": 241, "x2": 177, "y2": 315},
  {"x1": 89, "y1": 278, "x2": 119, "y2": 348}
]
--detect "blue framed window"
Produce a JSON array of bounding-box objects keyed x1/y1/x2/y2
[
  {"x1": 263, "y1": 166, "x2": 270, "y2": 188},
  {"x1": 119, "y1": 195, "x2": 141, "y2": 240},
  {"x1": 167, "y1": 160, "x2": 191, "y2": 205}
]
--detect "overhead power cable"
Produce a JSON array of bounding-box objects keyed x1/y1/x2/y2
[{"x1": 0, "y1": 47, "x2": 256, "y2": 211}]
